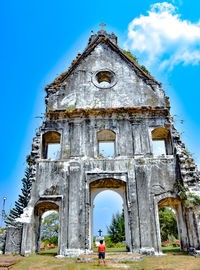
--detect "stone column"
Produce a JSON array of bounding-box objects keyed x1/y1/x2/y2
[
  {"x1": 67, "y1": 162, "x2": 81, "y2": 249},
  {"x1": 70, "y1": 122, "x2": 83, "y2": 157},
  {"x1": 127, "y1": 167, "x2": 140, "y2": 252},
  {"x1": 135, "y1": 165, "x2": 152, "y2": 251},
  {"x1": 62, "y1": 121, "x2": 70, "y2": 159},
  {"x1": 132, "y1": 123, "x2": 142, "y2": 155}
]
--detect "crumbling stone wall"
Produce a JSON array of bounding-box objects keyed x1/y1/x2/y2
[
  {"x1": 5, "y1": 224, "x2": 22, "y2": 254},
  {"x1": 5, "y1": 29, "x2": 200, "y2": 257},
  {"x1": 0, "y1": 231, "x2": 6, "y2": 254}
]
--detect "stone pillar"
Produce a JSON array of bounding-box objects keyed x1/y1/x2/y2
[
  {"x1": 67, "y1": 162, "x2": 81, "y2": 249},
  {"x1": 176, "y1": 204, "x2": 189, "y2": 251},
  {"x1": 126, "y1": 168, "x2": 140, "y2": 252},
  {"x1": 185, "y1": 208, "x2": 200, "y2": 249},
  {"x1": 135, "y1": 165, "x2": 153, "y2": 251},
  {"x1": 140, "y1": 124, "x2": 151, "y2": 155},
  {"x1": 59, "y1": 176, "x2": 69, "y2": 255},
  {"x1": 70, "y1": 122, "x2": 83, "y2": 157},
  {"x1": 151, "y1": 198, "x2": 162, "y2": 254},
  {"x1": 62, "y1": 122, "x2": 70, "y2": 159},
  {"x1": 118, "y1": 121, "x2": 134, "y2": 156},
  {"x1": 20, "y1": 222, "x2": 35, "y2": 256},
  {"x1": 132, "y1": 123, "x2": 142, "y2": 155}
]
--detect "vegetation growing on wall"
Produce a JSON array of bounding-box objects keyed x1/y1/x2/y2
[
  {"x1": 174, "y1": 180, "x2": 200, "y2": 214},
  {"x1": 122, "y1": 50, "x2": 151, "y2": 76}
]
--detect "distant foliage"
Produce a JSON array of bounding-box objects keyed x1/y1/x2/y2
[
  {"x1": 107, "y1": 211, "x2": 125, "y2": 243},
  {"x1": 5, "y1": 166, "x2": 32, "y2": 225},
  {"x1": 159, "y1": 207, "x2": 178, "y2": 242},
  {"x1": 41, "y1": 212, "x2": 59, "y2": 245}
]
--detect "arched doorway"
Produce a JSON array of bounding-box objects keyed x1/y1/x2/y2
[
  {"x1": 34, "y1": 201, "x2": 60, "y2": 254},
  {"x1": 88, "y1": 177, "x2": 131, "y2": 251},
  {"x1": 157, "y1": 196, "x2": 187, "y2": 252},
  {"x1": 40, "y1": 210, "x2": 59, "y2": 253},
  {"x1": 93, "y1": 190, "x2": 123, "y2": 238},
  {"x1": 158, "y1": 207, "x2": 179, "y2": 250}
]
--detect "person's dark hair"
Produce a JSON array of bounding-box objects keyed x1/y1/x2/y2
[{"x1": 100, "y1": 240, "x2": 103, "y2": 244}]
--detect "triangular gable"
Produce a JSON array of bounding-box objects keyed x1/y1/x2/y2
[{"x1": 46, "y1": 32, "x2": 161, "y2": 91}]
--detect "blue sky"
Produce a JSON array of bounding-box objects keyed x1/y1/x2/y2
[{"x1": 0, "y1": 0, "x2": 200, "y2": 234}]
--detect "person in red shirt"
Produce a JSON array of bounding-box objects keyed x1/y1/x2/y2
[{"x1": 98, "y1": 239, "x2": 106, "y2": 265}]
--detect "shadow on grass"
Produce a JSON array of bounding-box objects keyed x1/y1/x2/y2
[{"x1": 162, "y1": 246, "x2": 187, "y2": 255}]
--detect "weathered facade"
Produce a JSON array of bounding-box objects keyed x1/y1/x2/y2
[{"x1": 5, "y1": 29, "x2": 200, "y2": 256}]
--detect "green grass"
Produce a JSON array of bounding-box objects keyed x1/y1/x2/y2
[
  {"x1": 40, "y1": 248, "x2": 58, "y2": 256},
  {"x1": 11, "y1": 247, "x2": 200, "y2": 270},
  {"x1": 162, "y1": 246, "x2": 182, "y2": 253},
  {"x1": 12, "y1": 254, "x2": 112, "y2": 270}
]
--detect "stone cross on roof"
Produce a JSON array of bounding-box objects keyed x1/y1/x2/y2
[{"x1": 99, "y1": 23, "x2": 106, "y2": 31}]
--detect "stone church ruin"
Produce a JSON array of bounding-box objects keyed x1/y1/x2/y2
[{"x1": 4, "y1": 27, "x2": 200, "y2": 257}]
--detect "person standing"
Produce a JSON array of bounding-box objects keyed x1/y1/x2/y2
[{"x1": 98, "y1": 239, "x2": 106, "y2": 265}]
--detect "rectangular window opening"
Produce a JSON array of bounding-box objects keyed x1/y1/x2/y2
[
  {"x1": 47, "y1": 143, "x2": 61, "y2": 159},
  {"x1": 99, "y1": 141, "x2": 115, "y2": 158},
  {"x1": 152, "y1": 140, "x2": 166, "y2": 156}
]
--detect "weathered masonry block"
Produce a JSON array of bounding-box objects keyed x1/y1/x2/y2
[{"x1": 5, "y1": 28, "x2": 200, "y2": 256}]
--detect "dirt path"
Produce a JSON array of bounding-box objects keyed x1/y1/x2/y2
[{"x1": 0, "y1": 255, "x2": 22, "y2": 269}]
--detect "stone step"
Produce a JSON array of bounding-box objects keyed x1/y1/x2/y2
[
  {"x1": 183, "y1": 177, "x2": 197, "y2": 183},
  {"x1": 77, "y1": 253, "x2": 143, "y2": 263}
]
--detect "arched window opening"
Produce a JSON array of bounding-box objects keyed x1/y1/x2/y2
[
  {"x1": 152, "y1": 128, "x2": 172, "y2": 156},
  {"x1": 97, "y1": 129, "x2": 116, "y2": 158},
  {"x1": 42, "y1": 131, "x2": 61, "y2": 159},
  {"x1": 93, "y1": 190, "x2": 125, "y2": 251}
]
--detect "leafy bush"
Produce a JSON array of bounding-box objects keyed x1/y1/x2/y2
[
  {"x1": 41, "y1": 212, "x2": 59, "y2": 246},
  {"x1": 104, "y1": 236, "x2": 115, "y2": 248},
  {"x1": 159, "y1": 207, "x2": 178, "y2": 241},
  {"x1": 162, "y1": 240, "x2": 170, "y2": 247},
  {"x1": 173, "y1": 240, "x2": 180, "y2": 247}
]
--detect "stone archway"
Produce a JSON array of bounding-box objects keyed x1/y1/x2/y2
[
  {"x1": 154, "y1": 193, "x2": 189, "y2": 252},
  {"x1": 86, "y1": 176, "x2": 132, "y2": 251},
  {"x1": 34, "y1": 201, "x2": 60, "y2": 254}
]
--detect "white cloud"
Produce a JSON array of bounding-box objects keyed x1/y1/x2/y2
[{"x1": 125, "y1": 2, "x2": 200, "y2": 70}]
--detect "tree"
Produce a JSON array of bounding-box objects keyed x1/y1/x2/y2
[
  {"x1": 41, "y1": 212, "x2": 59, "y2": 245},
  {"x1": 107, "y1": 211, "x2": 125, "y2": 243},
  {"x1": 5, "y1": 166, "x2": 32, "y2": 225},
  {"x1": 159, "y1": 207, "x2": 178, "y2": 242}
]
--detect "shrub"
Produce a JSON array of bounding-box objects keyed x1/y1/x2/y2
[
  {"x1": 173, "y1": 240, "x2": 180, "y2": 247},
  {"x1": 162, "y1": 240, "x2": 170, "y2": 247}
]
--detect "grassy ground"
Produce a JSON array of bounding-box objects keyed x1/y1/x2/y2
[{"x1": 11, "y1": 247, "x2": 200, "y2": 270}]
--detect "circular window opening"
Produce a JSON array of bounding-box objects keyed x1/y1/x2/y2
[
  {"x1": 92, "y1": 70, "x2": 117, "y2": 89},
  {"x1": 96, "y1": 71, "x2": 113, "y2": 85}
]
